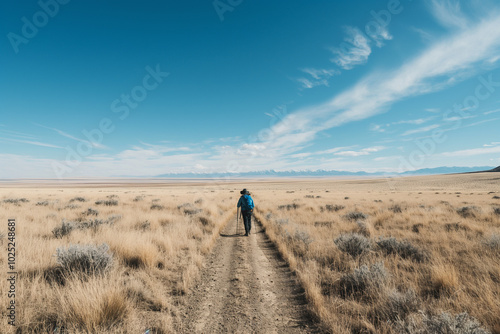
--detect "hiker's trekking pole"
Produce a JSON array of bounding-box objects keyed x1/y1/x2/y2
[{"x1": 236, "y1": 207, "x2": 239, "y2": 235}]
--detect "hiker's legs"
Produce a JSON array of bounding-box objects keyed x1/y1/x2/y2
[
  {"x1": 242, "y1": 210, "x2": 251, "y2": 234},
  {"x1": 242, "y1": 210, "x2": 252, "y2": 234}
]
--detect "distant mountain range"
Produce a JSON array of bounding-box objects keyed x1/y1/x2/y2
[{"x1": 156, "y1": 166, "x2": 498, "y2": 178}]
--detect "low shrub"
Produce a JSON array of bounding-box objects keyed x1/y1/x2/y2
[
  {"x1": 382, "y1": 289, "x2": 420, "y2": 322},
  {"x1": 95, "y1": 200, "x2": 118, "y2": 206},
  {"x1": 456, "y1": 206, "x2": 480, "y2": 218},
  {"x1": 334, "y1": 233, "x2": 371, "y2": 257},
  {"x1": 482, "y1": 234, "x2": 500, "y2": 252},
  {"x1": 56, "y1": 243, "x2": 113, "y2": 274},
  {"x1": 69, "y1": 197, "x2": 86, "y2": 203},
  {"x1": 337, "y1": 262, "x2": 388, "y2": 298},
  {"x1": 396, "y1": 312, "x2": 491, "y2": 334},
  {"x1": 355, "y1": 220, "x2": 372, "y2": 237},
  {"x1": 150, "y1": 204, "x2": 164, "y2": 210},
  {"x1": 389, "y1": 204, "x2": 403, "y2": 213},
  {"x1": 376, "y1": 237, "x2": 428, "y2": 262},
  {"x1": 52, "y1": 221, "x2": 76, "y2": 238},
  {"x1": 83, "y1": 208, "x2": 99, "y2": 216},
  {"x1": 344, "y1": 211, "x2": 368, "y2": 221},
  {"x1": 3, "y1": 198, "x2": 29, "y2": 204},
  {"x1": 322, "y1": 204, "x2": 345, "y2": 212},
  {"x1": 278, "y1": 203, "x2": 300, "y2": 210}
]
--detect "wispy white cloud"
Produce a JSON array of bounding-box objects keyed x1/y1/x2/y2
[
  {"x1": 330, "y1": 24, "x2": 392, "y2": 71},
  {"x1": 0, "y1": 129, "x2": 37, "y2": 140},
  {"x1": 484, "y1": 142, "x2": 500, "y2": 147},
  {"x1": 371, "y1": 116, "x2": 437, "y2": 133},
  {"x1": 297, "y1": 68, "x2": 339, "y2": 89},
  {"x1": 34, "y1": 123, "x2": 108, "y2": 149},
  {"x1": 301, "y1": 68, "x2": 339, "y2": 80},
  {"x1": 330, "y1": 27, "x2": 372, "y2": 70},
  {"x1": 264, "y1": 13, "x2": 500, "y2": 155},
  {"x1": 429, "y1": 0, "x2": 469, "y2": 29},
  {"x1": 0, "y1": 137, "x2": 63, "y2": 149},
  {"x1": 463, "y1": 117, "x2": 500, "y2": 128},
  {"x1": 334, "y1": 146, "x2": 385, "y2": 157},
  {"x1": 441, "y1": 144, "x2": 500, "y2": 157},
  {"x1": 394, "y1": 117, "x2": 437, "y2": 125},
  {"x1": 412, "y1": 27, "x2": 434, "y2": 43},
  {"x1": 401, "y1": 124, "x2": 440, "y2": 136},
  {"x1": 370, "y1": 25, "x2": 393, "y2": 48},
  {"x1": 484, "y1": 108, "x2": 500, "y2": 115}
]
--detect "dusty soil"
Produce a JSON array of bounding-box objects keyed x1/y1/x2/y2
[{"x1": 176, "y1": 217, "x2": 321, "y2": 333}]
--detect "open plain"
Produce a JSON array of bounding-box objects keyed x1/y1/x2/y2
[{"x1": 0, "y1": 173, "x2": 499, "y2": 333}]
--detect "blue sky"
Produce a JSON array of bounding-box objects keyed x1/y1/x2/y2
[{"x1": 1, "y1": 0, "x2": 500, "y2": 178}]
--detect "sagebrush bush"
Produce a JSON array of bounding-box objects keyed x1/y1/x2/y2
[
  {"x1": 337, "y1": 262, "x2": 388, "y2": 298},
  {"x1": 293, "y1": 230, "x2": 313, "y2": 245},
  {"x1": 328, "y1": 204, "x2": 345, "y2": 212},
  {"x1": 53, "y1": 216, "x2": 118, "y2": 238},
  {"x1": 456, "y1": 206, "x2": 480, "y2": 218},
  {"x1": 355, "y1": 220, "x2": 372, "y2": 237},
  {"x1": 133, "y1": 196, "x2": 144, "y2": 202},
  {"x1": 178, "y1": 203, "x2": 202, "y2": 215},
  {"x1": 275, "y1": 218, "x2": 289, "y2": 225},
  {"x1": 389, "y1": 204, "x2": 403, "y2": 213},
  {"x1": 78, "y1": 219, "x2": 107, "y2": 230},
  {"x1": 482, "y1": 234, "x2": 500, "y2": 252},
  {"x1": 334, "y1": 233, "x2": 371, "y2": 257},
  {"x1": 377, "y1": 237, "x2": 428, "y2": 262},
  {"x1": 69, "y1": 197, "x2": 87, "y2": 203},
  {"x1": 493, "y1": 207, "x2": 500, "y2": 216},
  {"x1": 184, "y1": 207, "x2": 202, "y2": 215},
  {"x1": 344, "y1": 211, "x2": 368, "y2": 221},
  {"x1": 56, "y1": 243, "x2": 113, "y2": 274},
  {"x1": 396, "y1": 312, "x2": 491, "y2": 334},
  {"x1": 52, "y1": 221, "x2": 76, "y2": 238},
  {"x1": 382, "y1": 289, "x2": 420, "y2": 322},
  {"x1": 83, "y1": 208, "x2": 99, "y2": 216},
  {"x1": 95, "y1": 199, "x2": 118, "y2": 206},
  {"x1": 3, "y1": 198, "x2": 29, "y2": 204},
  {"x1": 278, "y1": 203, "x2": 300, "y2": 210},
  {"x1": 150, "y1": 204, "x2": 164, "y2": 210},
  {"x1": 36, "y1": 201, "x2": 49, "y2": 206}
]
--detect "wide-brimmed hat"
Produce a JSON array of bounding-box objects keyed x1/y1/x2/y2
[{"x1": 240, "y1": 188, "x2": 249, "y2": 195}]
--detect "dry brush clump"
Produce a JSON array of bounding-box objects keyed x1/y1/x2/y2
[
  {"x1": 336, "y1": 262, "x2": 388, "y2": 299},
  {"x1": 334, "y1": 233, "x2": 371, "y2": 258},
  {"x1": 395, "y1": 312, "x2": 491, "y2": 334},
  {"x1": 376, "y1": 236, "x2": 429, "y2": 262},
  {"x1": 56, "y1": 243, "x2": 113, "y2": 275}
]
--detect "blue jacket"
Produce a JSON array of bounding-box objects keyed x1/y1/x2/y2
[{"x1": 237, "y1": 194, "x2": 254, "y2": 210}]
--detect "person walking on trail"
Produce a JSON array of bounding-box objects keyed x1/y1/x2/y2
[{"x1": 237, "y1": 188, "x2": 254, "y2": 236}]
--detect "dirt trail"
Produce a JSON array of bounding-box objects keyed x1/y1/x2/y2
[{"x1": 177, "y1": 217, "x2": 320, "y2": 333}]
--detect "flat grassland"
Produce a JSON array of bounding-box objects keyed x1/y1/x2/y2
[{"x1": 0, "y1": 173, "x2": 499, "y2": 333}]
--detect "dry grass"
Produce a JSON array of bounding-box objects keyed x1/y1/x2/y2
[
  {"x1": 0, "y1": 185, "x2": 235, "y2": 333},
  {"x1": 252, "y1": 173, "x2": 500, "y2": 333},
  {"x1": 1, "y1": 173, "x2": 499, "y2": 333}
]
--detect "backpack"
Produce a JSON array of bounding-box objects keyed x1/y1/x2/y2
[{"x1": 240, "y1": 195, "x2": 253, "y2": 210}]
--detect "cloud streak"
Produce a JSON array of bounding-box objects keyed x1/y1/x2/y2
[
  {"x1": 0, "y1": 137, "x2": 63, "y2": 149},
  {"x1": 264, "y1": 12, "x2": 500, "y2": 156}
]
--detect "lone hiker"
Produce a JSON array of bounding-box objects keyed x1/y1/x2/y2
[{"x1": 237, "y1": 188, "x2": 254, "y2": 236}]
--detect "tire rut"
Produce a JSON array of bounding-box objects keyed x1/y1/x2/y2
[{"x1": 177, "y1": 216, "x2": 320, "y2": 333}]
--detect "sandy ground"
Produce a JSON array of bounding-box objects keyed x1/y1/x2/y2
[{"x1": 176, "y1": 216, "x2": 321, "y2": 333}]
